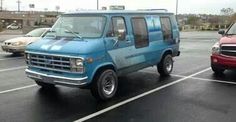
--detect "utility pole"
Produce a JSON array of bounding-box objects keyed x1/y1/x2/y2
[
  {"x1": 0, "y1": 0, "x2": 3, "y2": 12},
  {"x1": 176, "y1": 0, "x2": 178, "y2": 21},
  {"x1": 97, "y1": 0, "x2": 99, "y2": 10},
  {"x1": 16, "y1": 0, "x2": 21, "y2": 12}
]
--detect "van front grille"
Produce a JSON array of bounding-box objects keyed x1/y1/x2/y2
[{"x1": 27, "y1": 53, "x2": 71, "y2": 72}]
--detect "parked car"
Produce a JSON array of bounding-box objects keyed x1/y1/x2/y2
[
  {"x1": 211, "y1": 22, "x2": 236, "y2": 74},
  {"x1": 6, "y1": 23, "x2": 20, "y2": 30},
  {"x1": 1, "y1": 28, "x2": 50, "y2": 54},
  {"x1": 25, "y1": 10, "x2": 180, "y2": 100}
]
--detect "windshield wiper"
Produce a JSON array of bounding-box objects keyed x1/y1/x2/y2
[{"x1": 64, "y1": 29, "x2": 83, "y2": 39}]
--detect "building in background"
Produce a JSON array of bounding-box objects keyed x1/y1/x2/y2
[{"x1": 0, "y1": 11, "x2": 59, "y2": 29}]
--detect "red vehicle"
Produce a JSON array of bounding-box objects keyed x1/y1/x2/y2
[{"x1": 211, "y1": 22, "x2": 236, "y2": 74}]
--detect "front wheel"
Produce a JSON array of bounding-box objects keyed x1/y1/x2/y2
[
  {"x1": 158, "y1": 54, "x2": 173, "y2": 76},
  {"x1": 211, "y1": 64, "x2": 225, "y2": 74},
  {"x1": 90, "y1": 69, "x2": 118, "y2": 101}
]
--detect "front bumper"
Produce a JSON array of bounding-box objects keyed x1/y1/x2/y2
[
  {"x1": 25, "y1": 69, "x2": 88, "y2": 87},
  {"x1": 211, "y1": 54, "x2": 236, "y2": 69},
  {"x1": 1, "y1": 45, "x2": 25, "y2": 53}
]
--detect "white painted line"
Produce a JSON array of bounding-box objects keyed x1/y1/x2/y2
[
  {"x1": 141, "y1": 70, "x2": 189, "y2": 79},
  {"x1": 190, "y1": 77, "x2": 236, "y2": 85},
  {"x1": 74, "y1": 67, "x2": 211, "y2": 122},
  {"x1": 0, "y1": 57, "x2": 23, "y2": 61},
  {"x1": 0, "y1": 66, "x2": 26, "y2": 73},
  {"x1": 0, "y1": 52, "x2": 11, "y2": 55},
  {"x1": 0, "y1": 84, "x2": 37, "y2": 94}
]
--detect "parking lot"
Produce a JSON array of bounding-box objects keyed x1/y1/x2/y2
[{"x1": 0, "y1": 31, "x2": 236, "y2": 122}]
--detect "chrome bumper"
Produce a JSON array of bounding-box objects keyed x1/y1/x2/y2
[
  {"x1": 1, "y1": 45, "x2": 25, "y2": 53},
  {"x1": 25, "y1": 69, "x2": 88, "y2": 87}
]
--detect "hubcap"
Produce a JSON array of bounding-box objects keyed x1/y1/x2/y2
[
  {"x1": 102, "y1": 74, "x2": 115, "y2": 95},
  {"x1": 165, "y1": 57, "x2": 173, "y2": 73}
]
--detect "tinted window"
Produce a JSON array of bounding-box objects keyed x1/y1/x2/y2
[
  {"x1": 131, "y1": 17, "x2": 149, "y2": 48},
  {"x1": 160, "y1": 17, "x2": 173, "y2": 40}
]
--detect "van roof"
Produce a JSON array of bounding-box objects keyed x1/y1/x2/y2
[{"x1": 63, "y1": 10, "x2": 174, "y2": 16}]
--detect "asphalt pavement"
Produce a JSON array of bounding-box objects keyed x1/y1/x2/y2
[{"x1": 0, "y1": 31, "x2": 236, "y2": 122}]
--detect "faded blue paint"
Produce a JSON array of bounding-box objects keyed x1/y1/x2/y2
[{"x1": 25, "y1": 11, "x2": 180, "y2": 87}]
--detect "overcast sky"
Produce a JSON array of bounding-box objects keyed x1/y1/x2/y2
[{"x1": 2, "y1": 0, "x2": 236, "y2": 14}]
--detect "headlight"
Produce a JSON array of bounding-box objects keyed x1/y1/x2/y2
[
  {"x1": 212, "y1": 42, "x2": 220, "y2": 54},
  {"x1": 12, "y1": 41, "x2": 24, "y2": 46},
  {"x1": 25, "y1": 53, "x2": 30, "y2": 60},
  {"x1": 71, "y1": 58, "x2": 84, "y2": 73}
]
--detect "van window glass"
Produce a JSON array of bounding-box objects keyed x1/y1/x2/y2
[
  {"x1": 107, "y1": 17, "x2": 126, "y2": 40},
  {"x1": 160, "y1": 17, "x2": 173, "y2": 40},
  {"x1": 45, "y1": 16, "x2": 106, "y2": 38},
  {"x1": 131, "y1": 17, "x2": 149, "y2": 48}
]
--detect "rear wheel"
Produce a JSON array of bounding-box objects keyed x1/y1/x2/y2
[
  {"x1": 35, "y1": 80, "x2": 55, "y2": 89},
  {"x1": 90, "y1": 69, "x2": 118, "y2": 101},
  {"x1": 158, "y1": 54, "x2": 173, "y2": 76},
  {"x1": 211, "y1": 64, "x2": 225, "y2": 74}
]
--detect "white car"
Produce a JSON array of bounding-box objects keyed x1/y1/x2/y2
[
  {"x1": 1, "y1": 28, "x2": 50, "y2": 54},
  {"x1": 6, "y1": 23, "x2": 20, "y2": 30}
]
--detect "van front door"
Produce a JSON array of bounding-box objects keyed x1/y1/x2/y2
[{"x1": 105, "y1": 16, "x2": 133, "y2": 71}]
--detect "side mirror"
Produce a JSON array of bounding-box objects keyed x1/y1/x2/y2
[{"x1": 218, "y1": 30, "x2": 225, "y2": 35}]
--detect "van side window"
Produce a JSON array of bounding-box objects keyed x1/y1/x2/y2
[
  {"x1": 160, "y1": 17, "x2": 173, "y2": 40},
  {"x1": 106, "y1": 17, "x2": 126, "y2": 40},
  {"x1": 131, "y1": 17, "x2": 149, "y2": 48}
]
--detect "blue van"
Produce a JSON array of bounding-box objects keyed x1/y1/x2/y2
[{"x1": 25, "y1": 10, "x2": 180, "y2": 100}]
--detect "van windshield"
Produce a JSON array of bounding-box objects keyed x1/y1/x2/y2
[
  {"x1": 226, "y1": 23, "x2": 236, "y2": 35},
  {"x1": 45, "y1": 16, "x2": 106, "y2": 38}
]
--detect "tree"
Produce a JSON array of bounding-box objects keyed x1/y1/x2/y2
[
  {"x1": 230, "y1": 13, "x2": 236, "y2": 22},
  {"x1": 220, "y1": 8, "x2": 234, "y2": 25},
  {"x1": 186, "y1": 16, "x2": 200, "y2": 26},
  {"x1": 221, "y1": 8, "x2": 234, "y2": 16}
]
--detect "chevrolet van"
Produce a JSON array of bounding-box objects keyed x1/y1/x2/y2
[{"x1": 25, "y1": 10, "x2": 180, "y2": 100}]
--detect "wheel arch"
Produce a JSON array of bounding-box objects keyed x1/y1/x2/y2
[
  {"x1": 90, "y1": 63, "x2": 117, "y2": 83},
  {"x1": 161, "y1": 49, "x2": 173, "y2": 59}
]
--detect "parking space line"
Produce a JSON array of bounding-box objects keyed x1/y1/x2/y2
[
  {"x1": 0, "y1": 84, "x2": 36, "y2": 94},
  {"x1": 190, "y1": 77, "x2": 236, "y2": 85},
  {"x1": 74, "y1": 67, "x2": 211, "y2": 122},
  {"x1": 140, "y1": 70, "x2": 189, "y2": 78},
  {"x1": 0, "y1": 52, "x2": 11, "y2": 55},
  {"x1": 0, "y1": 57, "x2": 23, "y2": 61},
  {"x1": 0, "y1": 66, "x2": 26, "y2": 73}
]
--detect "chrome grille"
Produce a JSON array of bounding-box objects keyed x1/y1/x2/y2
[
  {"x1": 27, "y1": 53, "x2": 71, "y2": 72},
  {"x1": 221, "y1": 44, "x2": 236, "y2": 57}
]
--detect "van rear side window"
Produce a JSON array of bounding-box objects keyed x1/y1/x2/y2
[
  {"x1": 160, "y1": 17, "x2": 173, "y2": 40},
  {"x1": 131, "y1": 17, "x2": 149, "y2": 48}
]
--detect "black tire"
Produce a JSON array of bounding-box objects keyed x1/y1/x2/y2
[
  {"x1": 211, "y1": 64, "x2": 225, "y2": 74},
  {"x1": 90, "y1": 69, "x2": 118, "y2": 101},
  {"x1": 12, "y1": 52, "x2": 21, "y2": 55},
  {"x1": 35, "y1": 80, "x2": 55, "y2": 89},
  {"x1": 158, "y1": 54, "x2": 173, "y2": 76}
]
